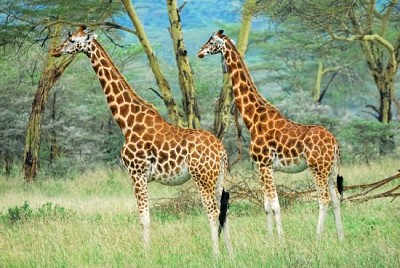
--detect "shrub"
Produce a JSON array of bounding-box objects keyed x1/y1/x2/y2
[{"x1": 1, "y1": 201, "x2": 70, "y2": 225}]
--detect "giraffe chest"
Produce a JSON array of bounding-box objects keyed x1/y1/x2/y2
[{"x1": 272, "y1": 153, "x2": 308, "y2": 174}]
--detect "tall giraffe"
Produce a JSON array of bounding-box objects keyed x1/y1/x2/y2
[
  {"x1": 198, "y1": 30, "x2": 344, "y2": 241},
  {"x1": 52, "y1": 26, "x2": 233, "y2": 256}
]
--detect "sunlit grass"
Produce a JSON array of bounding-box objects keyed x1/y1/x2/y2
[{"x1": 0, "y1": 158, "x2": 399, "y2": 267}]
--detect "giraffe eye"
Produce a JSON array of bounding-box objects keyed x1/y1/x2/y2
[{"x1": 69, "y1": 39, "x2": 76, "y2": 44}]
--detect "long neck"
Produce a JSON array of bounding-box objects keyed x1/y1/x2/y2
[
  {"x1": 223, "y1": 38, "x2": 282, "y2": 130},
  {"x1": 86, "y1": 40, "x2": 163, "y2": 133}
]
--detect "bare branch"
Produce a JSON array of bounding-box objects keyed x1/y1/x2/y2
[
  {"x1": 178, "y1": 1, "x2": 187, "y2": 12},
  {"x1": 148, "y1": 87, "x2": 165, "y2": 102},
  {"x1": 102, "y1": 30, "x2": 128, "y2": 48},
  {"x1": 45, "y1": 20, "x2": 137, "y2": 35}
]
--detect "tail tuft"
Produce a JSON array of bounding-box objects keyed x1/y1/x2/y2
[
  {"x1": 218, "y1": 188, "x2": 230, "y2": 236},
  {"x1": 337, "y1": 175, "x2": 344, "y2": 199}
]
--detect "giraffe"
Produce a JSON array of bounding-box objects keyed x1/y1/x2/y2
[
  {"x1": 52, "y1": 26, "x2": 233, "y2": 256},
  {"x1": 198, "y1": 30, "x2": 344, "y2": 241}
]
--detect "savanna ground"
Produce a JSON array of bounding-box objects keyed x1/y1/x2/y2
[{"x1": 1, "y1": 158, "x2": 399, "y2": 267}]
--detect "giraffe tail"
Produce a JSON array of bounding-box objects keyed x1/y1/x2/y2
[
  {"x1": 337, "y1": 175, "x2": 344, "y2": 200},
  {"x1": 218, "y1": 188, "x2": 230, "y2": 236}
]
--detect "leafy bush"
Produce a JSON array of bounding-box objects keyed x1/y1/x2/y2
[
  {"x1": 5, "y1": 201, "x2": 33, "y2": 224},
  {"x1": 2, "y1": 201, "x2": 70, "y2": 225},
  {"x1": 338, "y1": 119, "x2": 395, "y2": 164}
]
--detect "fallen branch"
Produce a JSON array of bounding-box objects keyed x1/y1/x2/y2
[
  {"x1": 343, "y1": 172, "x2": 400, "y2": 203},
  {"x1": 151, "y1": 171, "x2": 400, "y2": 210}
]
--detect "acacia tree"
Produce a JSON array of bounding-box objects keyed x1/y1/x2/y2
[
  {"x1": 22, "y1": 23, "x2": 76, "y2": 182},
  {"x1": 167, "y1": 0, "x2": 201, "y2": 129},
  {"x1": 262, "y1": 0, "x2": 400, "y2": 153},
  {"x1": 0, "y1": 0, "x2": 124, "y2": 181},
  {"x1": 121, "y1": 0, "x2": 184, "y2": 127}
]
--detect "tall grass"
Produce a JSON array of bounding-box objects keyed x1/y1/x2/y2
[{"x1": 1, "y1": 159, "x2": 399, "y2": 267}]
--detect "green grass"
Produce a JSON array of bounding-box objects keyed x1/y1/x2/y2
[{"x1": 0, "y1": 159, "x2": 399, "y2": 267}]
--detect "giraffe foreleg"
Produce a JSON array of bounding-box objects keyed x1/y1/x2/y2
[
  {"x1": 131, "y1": 173, "x2": 151, "y2": 250},
  {"x1": 259, "y1": 164, "x2": 284, "y2": 238}
]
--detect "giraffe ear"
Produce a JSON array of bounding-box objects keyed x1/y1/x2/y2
[
  {"x1": 214, "y1": 35, "x2": 224, "y2": 44},
  {"x1": 85, "y1": 33, "x2": 97, "y2": 42}
]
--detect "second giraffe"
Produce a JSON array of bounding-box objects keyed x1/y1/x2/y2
[{"x1": 198, "y1": 30, "x2": 344, "y2": 241}]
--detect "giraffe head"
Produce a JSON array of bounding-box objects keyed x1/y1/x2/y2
[
  {"x1": 52, "y1": 26, "x2": 97, "y2": 57},
  {"x1": 197, "y1": 29, "x2": 227, "y2": 58}
]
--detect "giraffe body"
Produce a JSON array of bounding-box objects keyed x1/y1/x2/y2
[
  {"x1": 198, "y1": 30, "x2": 344, "y2": 241},
  {"x1": 52, "y1": 26, "x2": 233, "y2": 256}
]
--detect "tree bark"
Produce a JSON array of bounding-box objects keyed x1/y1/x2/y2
[
  {"x1": 213, "y1": 0, "x2": 255, "y2": 139},
  {"x1": 49, "y1": 91, "x2": 59, "y2": 164},
  {"x1": 121, "y1": 0, "x2": 183, "y2": 127},
  {"x1": 23, "y1": 23, "x2": 75, "y2": 182},
  {"x1": 313, "y1": 58, "x2": 339, "y2": 104},
  {"x1": 166, "y1": 0, "x2": 201, "y2": 129}
]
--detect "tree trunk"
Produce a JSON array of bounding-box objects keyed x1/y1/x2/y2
[
  {"x1": 23, "y1": 23, "x2": 75, "y2": 182},
  {"x1": 121, "y1": 0, "x2": 183, "y2": 127},
  {"x1": 4, "y1": 151, "x2": 13, "y2": 177},
  {"x1": 214, "y1": 73, "x2": 233, "y2": 139},
  {"x1": 49, "y1": 91, "x2": 59, "y2": 164},
  {"x1": 213, "y1": 0, "x2": 255, "y2": 139},
  {"x1": 394, "y1": 98, "x2": 400, "y2": 124},
  {"x1": 313, "y1": 60, "x2": 323, "y2": 104},
  {"x1": 374, "y1": 71, "x2": 395, "y2": 155},
  {"x1": 346, "y1": 6, "x2": 398, "y2": 155},
  {"x1": 166, "y1": 0, "x2": 201, "y2": 129}
]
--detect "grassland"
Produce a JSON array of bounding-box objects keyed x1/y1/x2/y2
[{"x1": 1, "y1": 159, "x2": 399, "y2": 267}]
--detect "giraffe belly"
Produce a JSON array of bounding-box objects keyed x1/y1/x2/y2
[
  {"x1": 153, "y1": 164, "x2": 191, "y2": 186},
  {"x1": 272, "y1": 154, "x2": 308, "y2": 174}
]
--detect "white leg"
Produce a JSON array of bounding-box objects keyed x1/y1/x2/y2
[
  {"x1": 139, "y1": 210, "x2": 151, "y2": 249},
  {"x1": 317, "y1": 202, "x2": 328, "y2": 239},
  {"x1": 210, "y1": 218, "x2": 219, "y2": 257},
  {"x1": 222, "y1": 217, "x2": 234, "y2": 258},
  {"x1": 271, "y1": 198, "x2": 283, "y2": 238},
  {"x1": 264, "y1": 196, "x2": 274, "y2": 235},
  {"x1": 193, "y1": 178, "x2": 221, "y2": 257},
  {"x1": 329, "y1": 180, "x2": 344, "y2": 241},
  {"x1": 131, "y1": 173, "x2": 151, "y2": 250}
]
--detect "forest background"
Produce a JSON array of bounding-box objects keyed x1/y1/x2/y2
[{"x1": 0, "y1": 0, "x2": 399, "y2": 179}]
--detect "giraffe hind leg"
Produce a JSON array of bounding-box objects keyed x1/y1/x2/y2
[
  {"x1": 312, "y1": 170, "x2": 330, "y2": 239},
  {"x1": 218, "y1": 188, "x2": 229, "y2": 236},
  {"x1": 192, "y1": 178, "x2": 220, "y2": 256},
  {"x1": 329, "y1": 177, "x2": 344, "y2": 241},
  {"x1": 218, "y1": 188, "x2": 234, "y2": 257}
]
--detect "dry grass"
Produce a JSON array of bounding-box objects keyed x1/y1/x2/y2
[{"x1": 0, "y1": 158, "x2": 399, "y2": 267}]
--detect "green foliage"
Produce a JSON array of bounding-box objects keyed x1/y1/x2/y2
[
  {"x1": 5, "y1": 201, "x2": 33, "y2": 224},
  {"x1": 0, "y1": 0, "x2": 124, "y2": 46},
  {"x1": 2, "y1": 201, "x2": 69, "y2": 224},
  {"x1": 338, "y1": 119, "x2": 395, "y2": 164}
]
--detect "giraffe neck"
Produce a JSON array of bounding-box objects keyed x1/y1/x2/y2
[
  {"x1": 222, "y1": 38, "x2": 283, "y2": 130},
  {"x1": 86, "y1": 40, "x2": 163, "y2": 134}
]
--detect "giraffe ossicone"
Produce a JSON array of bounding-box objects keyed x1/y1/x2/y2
[
  {"x1": 198, "y1": 30, "x2": 344, "y2": 241},
  {"x1": 52, "y1": 26, "x2": 233, "y2": 256}
]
